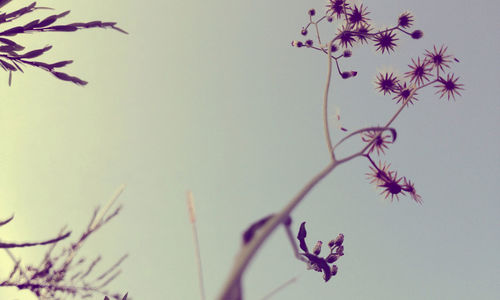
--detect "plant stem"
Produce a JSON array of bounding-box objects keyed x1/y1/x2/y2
[{"x1": 324, "y1": 40, "x2": 336, "y2": 161}]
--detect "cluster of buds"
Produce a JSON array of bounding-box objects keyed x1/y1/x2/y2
[
  {"x1": 297, "y1": 222, "x2": 344, "y2": 282},
  {"x1": 292, "y1": 1, "x2": 464, "y2": 204},
  {"x1": 291, "y1": 1, "x2": 425, "y2": 80}
]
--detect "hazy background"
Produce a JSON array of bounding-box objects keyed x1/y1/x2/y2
[{"x1": 0, "y1": 0, "x2": 499, "y2": 299}]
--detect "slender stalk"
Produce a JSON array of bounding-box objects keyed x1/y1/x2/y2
[
  {"x1": 323, "y1": 40, "x2": 336, "y2": 161},
  {"x1": 218, "y1": 160, "x2": 338, "y2": 299},
  {"x1": 259, "y1": 273, "x2": 303, "y2": 300},
  {"x1": 187, "y1": 191, "x2": 206, "y2": 300}
]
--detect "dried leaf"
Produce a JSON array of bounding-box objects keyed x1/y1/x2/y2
[
  {"x1": 0, "y1": 26, "x2": 25, "y2": 36},
  {"x1": 36, "y1": 15, "x2": 57, "y2": 27},
  {"x1": 48, "y1": 25, "x2": 78, "y2": 32},
  {"x1": 23, "y1": 19, "x2": 39, "y2": 30},
  {"x1": 57, "y1": 10, "x2": 71, "y2": 18},
  {"x1": 297, "y1": 222, "x2": 308, "y2": 253},
  {"x1": 0, "y1": 0, "x2": 12, "y2": 10},
  {"x1": 52, "y1": 71, "x2": 87, "y2": 85},
  {"x1": 5, "y1": 3, "x2": 32, "y2": 17},
  {"x1": 17, "y1": 46, "x2": 52, "y2": 59},
  {"x1": 0, "y1": 37, "x2": 24, "y2": 50},
  {"x1": 11, "y1": 59, "x2": 23, "y2": 72},
  {"x1": 0, "y1": 59, "x2": 16, "y2": 71},
  {"x1": 0, "y1": 214, "x2": 14, "y2": 226},
  {"x1": 29, "y1": 61, "x2": 51, "y2": 69},
  {"x1": 86, "y1": 21, "x2": 102, "y2": 27},
  {"x1": 50, "y1": 60, "x2": 73, "y2": 68},
  {"x1": 242, "y1": 214, "x2": 274, "y2": 244}
]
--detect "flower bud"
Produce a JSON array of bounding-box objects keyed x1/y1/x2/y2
[
  {"x1": 335, "y1": 233, "x2": 344, "y2": 246},
  {"x1": 301, "y1": 28, "x2": 308, "y2": 36},
  {"x1": 312, "y1": 240, "x2": 322, "y2": 256},
  {"x1": 331, "y1": 264, "x2": 338, "y2": 276},
  {"x1": 326, "y1": 253, "x2": 339, "y2": 263},
  {"x1": 341, "y1": 72, "x2": 352, "y2": 79},
  {"x1": 308, "y1": 9, "x2": 316, "y2": 16},
  {"x1": 411, "y1": 30, "x2": 423, "y2": 39},
  {"x1": 305, "y1": 39, "x2": 313, "y2": 47},
  {"x1": 336, "y1": 245, "x2": 344, "y2": 256}
]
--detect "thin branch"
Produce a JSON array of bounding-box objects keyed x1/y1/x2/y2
[
  {"x1": 259, "y1": 273, "x2": 303, "y2": 300},
  {"x1": 0, "y1": 231, "x2": 71, "y2": 248},
  {"x1": 218, "y1": 87, "x2": 419, "y2": 300},
  {"x1": 323, "y1": 40, "x2": 336, "y2": 161},
  {"x1": 332, "y1": 126, "x2": 396, "y2": 151},
  {"x1": 187, "y1": 191, "x2": 206, "y2": 300},
  {"x1": 0, "y1": 214, "x2": 14, "y2": 227},
  {"x1": 218, "y1": 160, "x2": 339, "y2": 299}
]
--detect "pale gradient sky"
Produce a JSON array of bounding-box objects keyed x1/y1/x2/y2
[{"x1": 0, "y1": 0, "x2": 499, "y2": 299}]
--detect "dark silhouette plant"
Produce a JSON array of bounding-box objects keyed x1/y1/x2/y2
[
  {"x1": 0, "y1": 1, "x2": 128, "y2": 299},
  {"x1": 217, "y1": 1, "x2": 464, "y2": 299},
  {"x1": 0, "y1": 0, "x2": 127, "y2": 86}
]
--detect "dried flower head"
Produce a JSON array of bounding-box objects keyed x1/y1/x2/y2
[
  {"x1": 379, "y1": 171, "x2": 405, "y2": 202},
  {"x1": 398, "y1": 12, "x2": 414, "y2": 28},
  {"x1": 362, "y1": 130, "x2": 393, "y2": 155},
  {"x1": 424, "y1": 45, "x2": 453, "y2": 72},
  {"x1": 354, "y1": 23, "x2": 373, "y2": 44},
  {"x1": 404, "y1": 57, "x2": 432, "y2": 86},
  {"x1": 348, "y1": 4, "x2": 370, "y2": 27},
  {"x1": 374, "y1": 30, "x2": 398, "y2": 54},
  {"x1": 402, "y1": 178, "x2": 422, "y2": 204},
  {"x1": 366, "y1": 161, "x2": 392, "y2": 185},
  {"x1": 375, "y1": 72, "x2": 399, "y2": 95},
  {"x1": 393, "y1": 82, "x2": 418, "y2": 106},
  {"x1": 435, "y1": 73, "x2": 464, "y2": 100},
  {"x1": 337, "y1": 24, "x2": 356, "y2": 48},
  {"x1": 326, "y1": 0, "x2": 349, "y2": 19}
]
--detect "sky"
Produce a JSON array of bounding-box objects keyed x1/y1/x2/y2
[{"x1": 0, "y1": 0, "x2": 499, "y2": 299}]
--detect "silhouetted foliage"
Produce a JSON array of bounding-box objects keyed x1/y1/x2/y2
[
  {"x1": 0, "y1": 1, "x2": 129, "y2": 299},
  {"x1": 0, "y1": 0, "x2": 127, "y2": 86}
]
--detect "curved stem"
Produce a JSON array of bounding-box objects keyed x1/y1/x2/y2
[
  {"x1": 323, "y1": 40, "x2": 336, "y2": 161},
  {"x1": 337, "y1": 87, "x2": 418, "y2": 163},
  {"x1": 332, "y1": 126, "x2": 396, "y2": 152},
  {"x1": 218, "y1": 160, "x2": 339, "y2": 300},
  {"x1": 218, "y1": 47, "x2": 419, "y2": 300}
]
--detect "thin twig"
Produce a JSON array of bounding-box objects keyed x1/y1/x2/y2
[
  {"x1": 259, "y1": 273, "x2": 303, "y2": 300},
  {"x1": 323, "y1": 40, "x2": 336, "y2": 161},
  {"x1": 187, "y1": 191, "x2": 206, "y2": 300}
]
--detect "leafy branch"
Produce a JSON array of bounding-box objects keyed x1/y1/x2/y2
[{"x1": 0, "y1": 0, "x2": 127, "y2": 86}]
